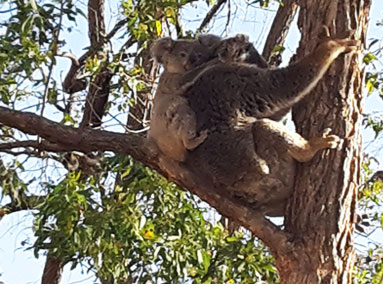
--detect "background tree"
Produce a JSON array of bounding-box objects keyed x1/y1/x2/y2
[{"x1": 0, "y1": 0, "x2": 382, "y2": 283}]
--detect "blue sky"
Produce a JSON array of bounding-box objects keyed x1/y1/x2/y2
[{"x1": 0, "y1": 1, "x2": 383, "y2": 283}]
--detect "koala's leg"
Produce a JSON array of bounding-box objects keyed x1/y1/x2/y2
[{"x1": 252, "y1": 118, "x2": 341, "y2": 162}]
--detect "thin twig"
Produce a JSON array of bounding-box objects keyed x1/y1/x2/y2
[
  {"x1": 197, "y1": 0, "x2": 228, "y2": 34},
  {"x1": 41, "y1": 0, "x2": 65, "y2": 117}
]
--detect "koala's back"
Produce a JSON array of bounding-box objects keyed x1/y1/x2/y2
[
  {"x1": 185, "y1": 62, "x2": 271, "y2": 132},
  {"x1": 182, "y1": 62, "x2": 296, "y2": 215},
  {"x1": 185, "y1": 126, "x2": 295, "y2": 216}
]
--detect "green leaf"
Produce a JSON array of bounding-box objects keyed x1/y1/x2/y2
[{"x1": 363, "y1": 52, "x2": 377, "y2": 65}]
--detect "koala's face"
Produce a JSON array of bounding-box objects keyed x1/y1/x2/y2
[
  {"x1": 151, "y1": 38, "x2": 216, "y2": 74},
  {"x1": 216, "y1": 34, "x2": 251, "y2": 63}
]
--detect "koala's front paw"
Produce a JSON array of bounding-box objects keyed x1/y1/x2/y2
[{"x1": 184, "y1": 129, "x2": 208, "y2": 150}]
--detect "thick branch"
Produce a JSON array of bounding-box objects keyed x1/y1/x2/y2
[
  {"x1": 0, "y1": 106, "x2": 291, "y2": 253},
  {"x1": 0, "y1": 106, "x2": 151, "y2": 161},
  {"x1": 262, "y1": 0, "x2": 299, "y2": 66}
]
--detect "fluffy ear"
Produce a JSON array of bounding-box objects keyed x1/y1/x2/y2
[
  {"x1": 234, "y1": 33, "x2": 249, "y2": 42},
  {"x1": 151, "y1": 38, "x2": 174, "y2": 64},
  {"x1": 197, "y1": 34, "x2": 221, "y2": 48}
]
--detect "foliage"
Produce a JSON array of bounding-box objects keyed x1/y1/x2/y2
[
  {"x1": 0, "y1": 0, "x2": 82, "y2": 106},
  {"x1": 0, "y1": 0, "x2": 382, "y2": 283},
  {"x1": 353, "y1": 161, "x2": 383, "y2": 284},
  {"x1": 363, "y1": 35, "x2": 383, "y2": 138},
  {"x1": 31, "y1": 156, "x2": 277, "y2": 283},
  {"x1": 0, "y1": 1, "x2": 281, "y2": 282},
  {"x1": 354, "y1": 246, "x2": 383, "y2": 284}
]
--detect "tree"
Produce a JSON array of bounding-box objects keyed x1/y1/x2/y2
[{"x1": 0, "y1": 0, "x2": 378, "y2": 283}]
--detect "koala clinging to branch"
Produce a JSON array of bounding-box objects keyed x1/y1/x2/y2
[
  {"x1": 149, "y1": 34, "x2": 358, "y2": 216},
  {"x1": 148, "y1": 34, "x2": 268, "y2": 162}
]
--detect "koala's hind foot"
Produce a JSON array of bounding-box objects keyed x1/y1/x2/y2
[
  {"x1": 252, "y1": 118, "x2": 342, "y2": 163},
  {"x1": 287, "y1": 128, "x2": 342, "y2": 162},
  {"x1": 305, "y1": 128, "x2": 341, "y2": 152}
]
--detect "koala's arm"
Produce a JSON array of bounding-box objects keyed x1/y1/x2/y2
[
  {"x1": 165, "y1": 102, "x2": 208, "y2": 150},
  {"x1": 189, "y1": 38, "x2": 358, "y2": 120},
  {"x1": 252, "y1": 118, "x2": 341, "y2": 162},
  {"x1": 252, "y1": 38, "x2": 358, "y2": 118}
]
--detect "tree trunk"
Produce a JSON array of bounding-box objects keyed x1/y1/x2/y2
[
  {"x1": 278, "y1": 0, "x2": 370, "y2": 283},
  {"x1": 41, "y1": 256, "x2": 63, "y2": 284}
]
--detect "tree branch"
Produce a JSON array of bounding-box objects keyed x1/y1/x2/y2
[
  {"x1": 0, "y1": 106, "x2": 292, "y2": 253},
  {"x1": 197, "y1": 0, "x2": 227, "y2": 33},
  {"x1": 107, "y1": 18, "x2": 129, "y2": 40},
  {"x1": 262, "y1": 0, "x2": 299, "y2": 66},
  {"x1": 88, "y1": 0, "x2": 106, "y2": 48},
  {"x1": 78, "y1": 0, "x2": 110, "y2": 128},
  {"x1": 0, "y1": 140, "x2": 69, "y2": 153}
]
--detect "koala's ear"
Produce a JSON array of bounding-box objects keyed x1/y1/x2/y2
[
  {"x1": 234, "y1": 34, "x2": 249, "y2": 42},
  {"x1": 151, "y1": 38, "x2": 174, "y2": 63},
  {"x1": 198, "y1": 34, "x2": 221, "y2": 48}
]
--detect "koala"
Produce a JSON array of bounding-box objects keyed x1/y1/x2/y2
[
  {"x1": 148, "y1": 34, "x2": 267, "y2": 162},
  {"x1": 179, "y1": 37, "x2": 358, "y2": 216}
]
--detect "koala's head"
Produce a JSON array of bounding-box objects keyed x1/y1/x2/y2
[
  {"x1": 198, "y1": 34, "x2": 255, "y2": 64},
  {"x1": 151, "y1": 37, "x2": 213, "y2": 73},
  {"x1": 151, "y1": 34, "x2": 254, "y2": 73},
  {"x1": 215, "y1": 34, "x2": 252, "y2": 63}
]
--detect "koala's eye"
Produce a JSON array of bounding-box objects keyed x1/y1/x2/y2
[{"x1": 179, "y1": 51, "x2": 188, "y2": 58}]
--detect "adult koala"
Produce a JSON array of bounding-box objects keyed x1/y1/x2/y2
[{"x1": 149, "y1": 34, "x2": 357, "y2": 216}]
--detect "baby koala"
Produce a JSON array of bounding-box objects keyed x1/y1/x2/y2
[
  {"x1": 209, "y1": 34, "x2": 268, "y2": 68},
  {"x1": 148, "y1": 34, "x2": 266, "y2": 162}
]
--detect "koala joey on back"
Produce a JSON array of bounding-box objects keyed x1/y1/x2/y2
[{"x1": 148, "y1": 34, "x2": 264, "y2": 162}]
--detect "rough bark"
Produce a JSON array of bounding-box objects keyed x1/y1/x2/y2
[
  {"x1": 80, "y1": 0, "x2": 111, "y2": 128},
  {"x1": 277, "y1": 0, "x2": 370, "y2": 283},
  {"x1": 41, "y1": 256, "x2": 63, "y2": 284}
]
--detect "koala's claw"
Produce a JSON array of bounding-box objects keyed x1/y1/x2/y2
[
  {"x1": 324, "y1": 134, "x2": 342, "y2": 149},
  {"x1": 320, "y1": 129, "x2": 342, "y2": 149},
  {"x1": 322, "y1": 128, "x2": 332, "y2": 136},
  {"x1": 257, "y1": 159, "x2": 270, "y2": 175}
]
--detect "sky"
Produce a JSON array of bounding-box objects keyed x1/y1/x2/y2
[{"x1": 0, "y1": 0, "x2": 383, "y2": 283}]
